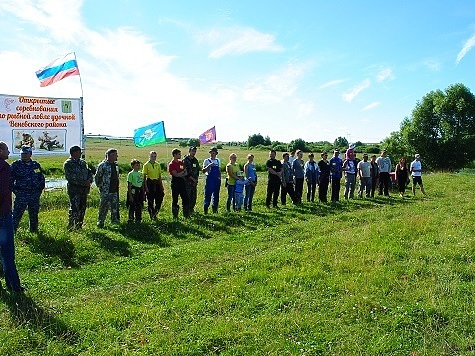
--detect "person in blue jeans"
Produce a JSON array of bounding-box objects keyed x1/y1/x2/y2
[
  {"x1": 304, "y1": 153, "x2": 319, "y2": 202},
  {"x1": 202, "y1": 147, "x2": 221, "y2": 214},
  {"x1": 243, "y1": 154, "x2": 257, "y2": 211},
  {"x1": 0, "y1": 141, "x2": 23, "y2": 293}
]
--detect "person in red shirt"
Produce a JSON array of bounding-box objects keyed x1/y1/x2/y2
[{"x1": 168, "y1": 149, "x2": 190, "y2": 219}]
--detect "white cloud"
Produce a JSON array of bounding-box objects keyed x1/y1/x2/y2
[
  {"x1": 376, "y1": 68, "x2": 393, "y2": 82},
  {"x1": 456, "y1": 34, "x2": 475, "y2": 64},
  {"x1": 319, "y1": 79, "x2": 346, "y2": 89},
  {"x1": 363, "y1": 102, "x2": 380, "y2": 111},
  {"x1": 342, "y1": 79, "x2": 371, "y2": 103},
  {"x1": 197, "y1": 27, "x2": 284, "y2": 58},
  {"x1": 423, "y1": 59, "x2": 442, "y2": 71}
]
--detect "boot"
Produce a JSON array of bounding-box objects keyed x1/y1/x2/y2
[
  {"x1": 172, "y1": 206, "x2": 179, "y2": 219},
  {"x1": 204, "y1": 205, "x2": 209, "y2": 214},
  {"x1": 212, "y1": 206, "x2": 218, "y2": 214}
]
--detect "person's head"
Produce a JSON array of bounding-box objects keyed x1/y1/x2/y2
[
  {"x1": 349, "y1": 152, "x2": 355, "y2": 160},
  {"x1": 282, "y1": 152, "x2": 290, "y2": 162},
  {"x1": 105, "y1": 148, "x2": 118, "y2": 163},
  {"x1": 0, "y1": 141, "x2": 10, "y2": 160},
  {"x1": 400, "y1": 157, "x2": 406, "y2": 165},
  {"x1": 130, "y1": 159, "x2": 141, "y2": 170},
  {"x1": 371, "y1": 154, "x2": 377, "y2": 162},
  {"x1": 229, "y1": 153, "x2": 237, "y2": 162},
  {"x1": 172, "y1": 148, "x2": 181, "y2": 159},
  {"x1": 296, "y1": 149, "x2": 303, "y2": 159},
  {"x1": 269, "y1": 150, "x2": 276, "y2": 159},
  {"x1": 189, "y1": 146, "x2": 197, "y2": 157},
  {"x1": 349, "y1": 143, "x2": 356, "y2": 150},
  {"x1": 363, "y1": 153, "x2": 368, "y2": 162},
  {"x1": 237, "y1": 171, "x2": 245, "y2": 179},
  {"x1": 381, "y1": 150, "x2": 387, "y2": 157},
  {"x1": 149, "y1": 151, "x2": 157, "y2": 163},
  {"x1": 209, "y1": 147, "x2": 218, "y2": 158},
  {"x1": 290, "y1": 150, "x2": 295, "y2": 156},
  {"x1": 321, "y1": 151, "x2": 328, "y2": 160},
  {"x1": 20, "y1": 145, "x2": 32, "y2": 162},
  {"x1": 415, "y1": 153, "x2": 420, "y2": 161},
  {"x1": 247, "y1": 154, "x2": 254, "y2": 162},
  {"x1": 308, "y1": 153, "x2": 314, "y2": 161},
  {"x1": 333, "y1": 150, "x2": 339, "y2": 158},
  {"x1": 69, "y1": 145, "x2": 82, "y2": 159}
]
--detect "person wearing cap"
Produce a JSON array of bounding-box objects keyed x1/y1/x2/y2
[
  {"x1": 266, "y1": 150, "x2": 282, "y2": 208},
  {"x1": 95, "y1": 148, "x2": 120, "y2": 228},
  {"x1": 10, "y1": 145, "x2": 45, "y2": 232},
  {"x1": 281, "y1": 152, "x2": 298, "y2": 205},
  {"x1": 202, "y1": 147, "x2": 221, "y2": 214},
  {"x1": 318, "y1": 152, "x2": 330, "y2": 203},
  {"x1": 342, "y1": 152, "x2": 357, "y2": 199},
  {"x1": 183, "y1": 146, "x2": 200, "y2": 214},
  {"x1": 143, "y1": 151, "x2": 165, "y2": 220},
  {"x1": 376, "y1": 150, "x2": 392, "y2": 196},
  {"x1": 410, "y1": 154, "x2": 426, "y2": 196},
  {"x1": 234, "y1": 171, "x2": 250, "y2": 212},
  {"x1": 64, "y1": 146, "x2": 93, "y2": 230},
  {"x1": 292, "y1": 150, "x2": 304, "y2": 204},
  {"x1": 0, "y1": 141, "x2": 24, "y2": 292},
  {"x1": 345, "y1": 143, "x2": 356, "y2": 160},
  {"x1": 357, "y1": 153, "x2": 372, "y2": 198},
  {"x1": 329, "y1": 149, "x2": 343, "y2": 202}
]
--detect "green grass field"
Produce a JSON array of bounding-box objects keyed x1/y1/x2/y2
[{"x1": 1, "y1": 139, "x2": 474, "y2": 355}]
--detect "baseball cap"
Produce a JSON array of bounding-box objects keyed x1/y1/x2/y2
[
  {"x1": 20, "y1": 146, "x2": 32, "y2": 154},
  {"x1": 415, "y1": 154, "x2": 420, "y2": 158}
]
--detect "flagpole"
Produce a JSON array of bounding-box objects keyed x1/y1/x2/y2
[{"x1": 73, "y1": 52, "x2": 84, "y2": 98}]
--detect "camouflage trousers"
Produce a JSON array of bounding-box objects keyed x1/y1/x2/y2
[
  {"x1": 98, "y1": 192, "x2": 119, "y2": 226},
  {"x1": 68, "y1": 191, "x2": 88, "y2": 229},
  {"x1": 13, "y1": 191, "x2": 41, "y2": 232}
]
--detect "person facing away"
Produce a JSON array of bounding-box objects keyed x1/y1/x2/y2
[
  {"x1": 304, "y1": 153, "x2": 318, "y2": 202},
  {"x1": 142, "y1": 151, "x2": 165, "y2": 221},
  {"x1": 243, "y1": 154, "x2": 257, "y2": 212},
  {"x1": 0, "y1": 141, "x2": 24, "y2": 292},
  {"x1": 168, "y1": 148, "x2": 190, "y2": 219},
  {"x1": 202, "y1": 147, "x2": 221, "y2": 214},
  {"x1": 10, "y1": 145, "x2": 45, "y2": 232},
  {"x1": 357, "y1": 153, "x2": 372, "y2": 198},
  {"x1": 410, "y1": 153, "x2": 426, "y2": 196},
  {"x1": 63, "y1": 145, "x2": 93, "y2": 230},
  {"x1": 127, "y1": 159, "x2": 145, "y2": 223},
  {"x1": 329, "y1": 149, "x2": 343, "y2": 202},
  {"x1": 183, "y1": 146, "x2": 200, "y2": 214},
  {"x1": 265, "y1": 150, "x2": 282, "y2": 208},
  {"x1": 95, "y1": 148, "x2": 120, "y2": 228},
  {"x1": 234, "y1": 171, "x2": 251, "y2": 211}
]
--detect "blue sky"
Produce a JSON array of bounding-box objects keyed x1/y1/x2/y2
[{"x1": 1, "y1": 0, "x2": 474, "y2": 144}]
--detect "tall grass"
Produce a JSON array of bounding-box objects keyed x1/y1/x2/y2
[{"x1": 1, "y1": 141, "x2": 474, "y2": 354}]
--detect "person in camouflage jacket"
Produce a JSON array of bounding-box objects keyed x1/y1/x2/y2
[
  {"x1": 94, "y1": 148, "x2": 120, "y2": 227},
  {"x1": 11, "y1": 146, "x2": 45, "y2": 232},
  {"x1": 63, "y1": 146, "x2": 93, "y2": 230}
]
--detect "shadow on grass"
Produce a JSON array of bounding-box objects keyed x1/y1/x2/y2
[
  {"x1": 24, "y1": 230, "x2": 78, "y2": 268},
  {"x1": 86, "y1": 230, "x2": 132, "y2": 256},
  {"x1": 0, "y1": 289, "x2": 79, "y2": 345}
]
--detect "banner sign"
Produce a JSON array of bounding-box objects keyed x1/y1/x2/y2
[{"x1": 0, "y1": 94, "x2": 83, "y2": 156}]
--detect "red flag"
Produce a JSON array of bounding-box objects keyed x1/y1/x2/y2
[{"x1": 199, "y1": 126, "x2": 216, "y2": 144}]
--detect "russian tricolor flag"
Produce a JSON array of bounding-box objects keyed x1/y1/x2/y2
[{"x1": 35, "y1": 52, "x2": 80, "y2": 87}]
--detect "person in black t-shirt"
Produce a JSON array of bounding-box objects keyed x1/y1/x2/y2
[{"x1": 265, "y1": 150, "x2": 282, "y2": 208}]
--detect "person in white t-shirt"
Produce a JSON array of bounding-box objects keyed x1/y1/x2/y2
[{"x1": 410, "y1": 154, "x2": 426, "y2": 196}]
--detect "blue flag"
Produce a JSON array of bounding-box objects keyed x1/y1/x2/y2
[{"x1": 133, "y1": 121, "x2": 167, "y2": 148}]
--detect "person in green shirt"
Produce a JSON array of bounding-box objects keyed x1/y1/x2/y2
[{"x1": 127, "y1": 159, "x2": 145, "y2": 223}]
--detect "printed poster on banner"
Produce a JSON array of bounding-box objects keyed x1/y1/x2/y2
[{"x1": 0, "y1": 94, "x2": 83, "y2": 156}]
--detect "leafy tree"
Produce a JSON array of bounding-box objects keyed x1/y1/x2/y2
[
  {"x1": 333, "y1": 136, "x2": 348, "y2": 148},
  {"x1": 289, "y1": 138, "x2": 307, "y2": 152},
  {"x1": 264, "y1": 135, "x2": 272, "y2": 146},
  {"x1": 381, "y1": 128, "x2": 411, "y2": 162},
  {"x1": 247, "y1": 133, "x2": 266, "y2": 148},
  {"x1": 403, "y1": 83, "x2": 475, "y2": 170},
  {"x1": 187, "y1": 138, "x2": 200, "y2": 148}
]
